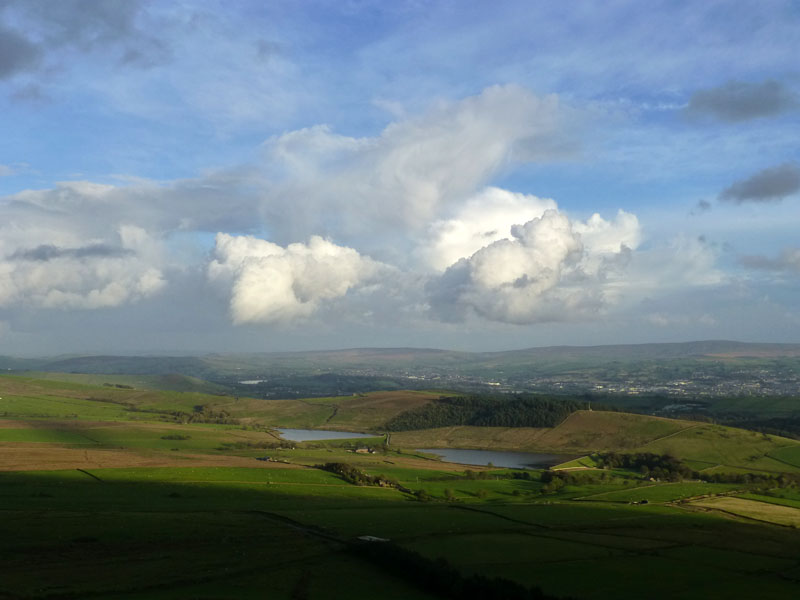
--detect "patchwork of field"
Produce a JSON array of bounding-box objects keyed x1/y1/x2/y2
[{"x1": 2, "y1": 374, "x2": 800, "y2": 599}]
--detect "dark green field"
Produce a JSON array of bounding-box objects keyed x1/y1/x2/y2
[{"x1": 1, "y1": 374, "x2": 800, "y2": 599}]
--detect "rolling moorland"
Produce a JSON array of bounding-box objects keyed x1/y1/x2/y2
[{"x1": 2, "y1": 371, "x2": 800, "y2": 599}]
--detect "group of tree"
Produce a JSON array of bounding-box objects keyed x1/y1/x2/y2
[
  {"x1": 720, "y1": 415, "x2": 800, "y2": 441},
  {"x1": 700, "y1": 471, "x2": 800, "y2": 487},
  {"x1": 594, "y1": 452, "x2": 696, "y2": 480},
  {"x1": 183, "y1": 405, "x2": 238, "y2": 425},
  {"x1": 384, "y1": 394, "x2": 592, "y2": 431},
  {"x1": 316, "y1": 462, "x2": 403, "y2": 490},
  {"x1": 590, "y1": 452, "x2": 800, "y2": 487},
  {"x1": 539, "y1": 468, "x2": 614, "y2": 493},
  {"x1": 217, "y1": 440, "x2": 283, "y2": 451},
  {"x1": 464, "y1": 469, "x2": 495, "y2": 480}
]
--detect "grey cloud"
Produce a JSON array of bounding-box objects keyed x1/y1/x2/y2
[
  {"x1": 686, "y1": 80, "x2": 798, "y2": 122},
  {"x1": 0, "y1": 0, "x2": 168, "y2": 85},
  {"x1": 9, "y1": 244, "x2": 134, "y2": 262},
  {"x1": 739, "y1": 248, "x2": 800, "y2": 272},
  {"x1": 12, "y1": 0, "x2": 150, "y2": 50},
  {"x1": 0, "y1": 24, "x2": 42, "y2": 79},
  {"x1": 719, "y1": 163, "x2": 800, "y2": 204},
  {"x1": 425, "y1": 259, "x2": 471, "y2": 323}
]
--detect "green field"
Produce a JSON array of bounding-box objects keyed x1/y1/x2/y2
[{"x1": 3, "y1": 374, "x2": 800, "y2": 599}]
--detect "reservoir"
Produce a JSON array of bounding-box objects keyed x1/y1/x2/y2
[
  {"x1": 276, "y1": 428, "x2": 378, "y2": 442},
  {"x1": 417, "y1": 448, "x2": 570, "y2": 470}
]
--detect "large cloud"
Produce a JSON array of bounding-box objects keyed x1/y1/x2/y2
[
  {"x1": 427, "y1": 208, "x2": 640, "y2": 324},
  {"x1": 261, "y1": 85, "x2": 576, "y2": 252},
  {"x1": 2, "y1": 86, "x2": 576, "y2": 271},
  {"x1": 685, "y1": 80, "x2": 798, "y2": 122},
  {"x1": 1, "y1": 83, "x2": 704, "y2": 334},
  {"x1": 719, "y1": 163, "x2": 800, "y2": 204},
  {"x1": 208, "y1": 234, "x2": 385, "y2": 324}
]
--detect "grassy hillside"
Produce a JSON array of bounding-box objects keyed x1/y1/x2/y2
[
  {"x1": 3, "y1": 375, "x2": 800, "y2": 599},
  {"x1": 18, "y1": 371, "x2": 229, "y2": 394},
  {"x1": 390, "y1": 410, "x2": 800, "y2": 474},
  {"x1": 4, "y1": 373, "x2": 800, "y2": 476},
  {"x1": 389, "y1": 410, "x2": 691, "y2": 453},
  {"x1": 0, "y1": 374, "x2": 228, "y2": 421}
]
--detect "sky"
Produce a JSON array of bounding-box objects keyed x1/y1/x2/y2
[{"x1": 0, "y1": 0, "x2": 799, "y2": 355}]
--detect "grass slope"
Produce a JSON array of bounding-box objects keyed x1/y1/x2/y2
[
  {"x1": 390, "y1": 410, "x2": 800, "y2": 474},
  {"x1": 19, "y1": 371, "x2": 229, "y2": 394},
  {"x1": 207, "y1": 390, "x2": 441, "y2": 431},
  {"x1": 3, "y1": 376, "x2": 800, "y2": 599}
]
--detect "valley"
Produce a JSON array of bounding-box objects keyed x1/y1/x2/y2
[{"x1": 1, "y1": 372, "x2": 799, "y2": 599}]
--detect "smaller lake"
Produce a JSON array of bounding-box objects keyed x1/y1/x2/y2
[
  {"x1": 417, "y1": 448, "x2": 570, "y2": 470},
  {"x1": 276, "y1": 428, "x2": 378, "y2": 442}
]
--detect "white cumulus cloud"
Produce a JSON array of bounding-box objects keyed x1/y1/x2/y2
[
  {"x1": 419, "y1": 186, "x2": 558, "y2": 271},
  {"x1": 261, "y1": 85, "x2": 575, "y2": 252},
  {"x1": 427, "y1": 208, "x2": 641, "y2": 324},
  {"x1": 209, "y1": 233, "x2": 386, "y2": 324}
]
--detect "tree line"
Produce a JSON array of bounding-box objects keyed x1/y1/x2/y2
[
  {"x1": 586, "y1": 452, "x2": 800, "y2": 487},
  {"x1": 593, "y1": 452, "x2": 696, "y2": 480},
  {"x1": 384, "y1": 394, "x2": 593, "y2": 431}
]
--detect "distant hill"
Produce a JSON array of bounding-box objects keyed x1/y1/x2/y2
[
  {"x1": 4, "y1": 340, "x2": 799, "y2": 372},
  {"x1": 2, "y1": 340, "x2": 799, "y2": 398}
]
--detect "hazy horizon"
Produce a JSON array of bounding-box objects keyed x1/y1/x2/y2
[
  {"x1": 5, "y1": 338, "x2": 800, "y2": 361},
  {"x1": 1, "y1": 2, "x2": 798, "y2": 355}
]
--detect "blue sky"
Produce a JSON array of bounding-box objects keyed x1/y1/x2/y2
[{"x1": 0, "y1": 0, "x2": 798, "y2": 355}]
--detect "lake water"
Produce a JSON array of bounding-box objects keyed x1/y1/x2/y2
[
  {"x1": 417, "y1": 448, "x2": 570, "y2": 470},
  {"x1": 276, "y1": 428, "x2": 378, "y2": 442}
]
